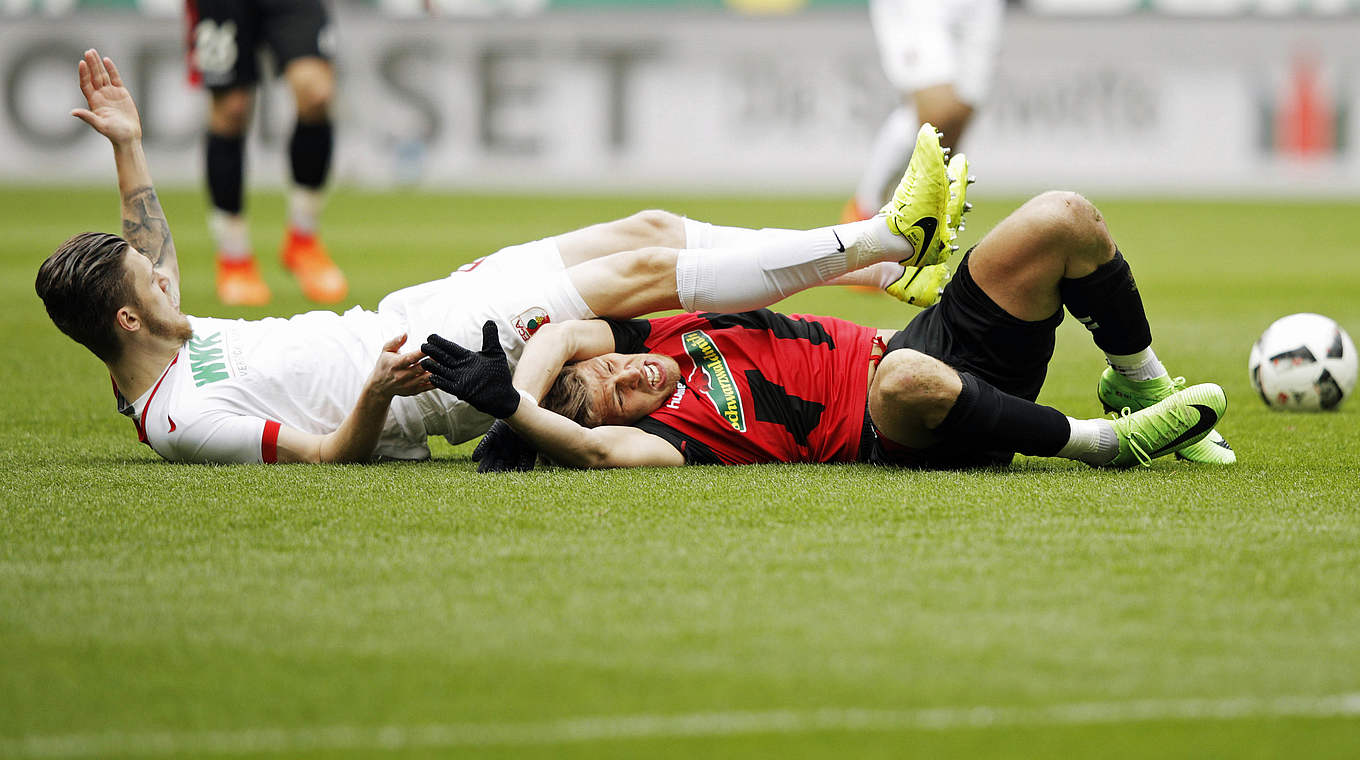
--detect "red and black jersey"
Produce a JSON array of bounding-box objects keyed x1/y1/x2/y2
[{"x1": 606, "y1": 310, "x2": 877, "y2": 465}]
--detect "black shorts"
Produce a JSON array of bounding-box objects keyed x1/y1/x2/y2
[
  {"x1": 859, "y1": 251, "x2": 1064, "y2": 469},
  {"x1": 187, "y1": 0, "x2": 333, "y2": 90}
]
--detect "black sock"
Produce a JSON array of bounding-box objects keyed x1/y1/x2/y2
[
  {"x1": 1058, "y1": 250, "x2": 1152, "y2": 355},
  {"x1": 289, "y1": 120, "x2": 333, "y2": 189},
  {"x1": 934, "y1": 372, "x2": 1070, "y2": 457},
  {"x1": 206, "y1": 133, "x2": 245, "y2": 214}
]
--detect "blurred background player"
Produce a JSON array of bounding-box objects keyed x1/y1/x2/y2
[
  {"x1": 187, "y1": 0, "x2": 348, "y2": 305},
  {"x1": 842, "y1": 0, "x2": 1003, "y2": 223}
]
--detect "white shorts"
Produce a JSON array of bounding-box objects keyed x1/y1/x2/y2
[
  {"x1": 869, "y1": 0, "x2": 1004, "y2": 105},
  {"x1": 378, "y1": 238, "x2": 594, "y2": 444}
]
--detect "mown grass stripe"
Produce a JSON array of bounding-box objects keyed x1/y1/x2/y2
[{"x1": 7, "y1": 693, "x2": 1360, "y2": 757}]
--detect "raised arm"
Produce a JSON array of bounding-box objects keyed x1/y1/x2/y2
[
  {"x1": 72, "y1": 48, "x2": 181, "y2": 307},
  {"x1": 512, "y1": 320, "x2": 618, "y2": 402}
]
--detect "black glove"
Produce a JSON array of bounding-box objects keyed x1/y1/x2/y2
[
  {"x1": 421, "y1": 320, "x2": 521, "y2": 419},
  {"x1": 472, "y1": 419, "x2": 539, "y2": 473}
]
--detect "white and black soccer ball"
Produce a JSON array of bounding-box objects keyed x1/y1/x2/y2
[{"x1": 1248, "y1": 313, "x2": 1357, "y2": 411}]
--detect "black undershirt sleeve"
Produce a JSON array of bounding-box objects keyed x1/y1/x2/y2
[
  {"x1": 634, "y1": 418, "x2": 723, "y2": 465},
  {"x1": 604, "y1": 318, "x2": 653, "y2": 354}
]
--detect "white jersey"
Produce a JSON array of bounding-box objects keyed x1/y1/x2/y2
[
  {"x1": 869, "y1": 0, "x2": 1004, "y2": 104},
  {"x1": 115, "y1": 239, "x2": 593, "y2": 464}
]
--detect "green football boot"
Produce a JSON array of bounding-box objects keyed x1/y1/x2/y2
[
  {"x1": 885, "y1": 152, "x2": 973, "y2": 308},
  {"x1": 1103, "y1": 382, "x2": 1227, "y2": 468},
  {"x1": 881, "y1": 123, "x2": 951, "y2": 269},
  {"x1": 1098, "y1": 368, "x2": 1237, "y2": 464}
]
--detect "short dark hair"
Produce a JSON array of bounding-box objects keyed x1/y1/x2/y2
[
  {"x1": 542, "y1": 364, "x2": 601, "y2": 428},
  {"x1": 35, "y1": 232, "x2": 135, "y2": 363}
]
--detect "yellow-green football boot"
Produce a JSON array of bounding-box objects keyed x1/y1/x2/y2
[
  {"x1": 886, "y1": 262, "x2": 952, "y2": 307},
  {"x1": 885, "y1": 152, "x2": 973, "y2": 307},
  {"x1": 880, "y1": 123, "x2": 951, "y2": 269},
  {"x1": 1103, "y1": 382, "x2": 1227, "y2": 468},
  {"x1": 1098, "y1": 368, "x2": 1236, "y2": 464}
]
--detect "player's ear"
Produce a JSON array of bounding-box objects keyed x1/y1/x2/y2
[{"x1": 114, "y1": 304, "x2": 141, "y2": 334}]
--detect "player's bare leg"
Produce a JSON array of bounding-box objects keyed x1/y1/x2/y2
[
  {"x1": 554, "y1": 210, "x2": 687, "y2": 267},
  {"x1": 914, "y1": 84, "x2": 973, "y2": 157},
  {"x1": 965, "y1": 190, "x2": 1115, "y2": 321},
  {"x1": 280, "y1": 56, "x2": 346, "y2": 304},
  {"x1": 206, "y1": 86, "x2": 270, "y2": 306},
  {"x1": 868, "y1": 347, "x2": 962, "y2": 449}
]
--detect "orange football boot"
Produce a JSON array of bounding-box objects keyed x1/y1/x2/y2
[
  {"x1": 281, "y1": 229, "x2": 348, "y2": 304},
  {"x1": 216, "y1": 256, "x2": 271, "y2": 306}
]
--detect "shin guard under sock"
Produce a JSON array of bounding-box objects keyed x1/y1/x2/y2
[
  {"x1": 289, "y1": 121, "x2": 333, "y2": 189},
  {"x1": 1058, "y1": 250, "x2": 1153, "y2": 355},
  {"x1": 933, "y1": 371, "x2": 1071, "y2": 457},
  {"x1": 206, "y1": 133, "x2": 245, "y2": 215}
]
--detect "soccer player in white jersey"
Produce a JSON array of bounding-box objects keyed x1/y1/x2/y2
[
  {"x1": 843, "y1": 0, "x2": 1003, "y2": 224},
  {"x1": 36, "y1": 50, "x2": 963, "y2": 465}
]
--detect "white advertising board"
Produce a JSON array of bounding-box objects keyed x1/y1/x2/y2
[{"x1": 0, "y1": 11, "x2": 1357, "y2": 195}]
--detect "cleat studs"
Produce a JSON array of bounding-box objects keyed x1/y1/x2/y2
[{"x1": 963, "y1": 202, "x2": 974, "y2": 211}]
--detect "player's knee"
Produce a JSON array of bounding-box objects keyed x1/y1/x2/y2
[
  {"x1": 1025, "y1": 190, "x2": 1115, "y2": 266},
  {"x1": 209, "y1": 90, "x2": 252, "y2": 135},
  {"x1": 624, "y1": 209, "x2": 684, "y2": 248},
  {"x1": 873, "y1": 350, "x2": 957, "y2": 420},
  {"x1": 293, "y1": 79, "x2": 334, "y2": 122},
  {"x1": 285, "y1": 60, "x2": 335, "y2": 122}
]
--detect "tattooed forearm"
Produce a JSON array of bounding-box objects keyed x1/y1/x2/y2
[
  {"x1": 121, "y1": 185, "x2": 176, "y2": 267},
  {"x1": 120, "y1": 183, "x2": 181, "y2": 306}
]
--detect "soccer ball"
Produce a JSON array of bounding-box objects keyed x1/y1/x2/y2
[{"x1": 1248, "y1": 313, "x2": 1357, "y2": 411}]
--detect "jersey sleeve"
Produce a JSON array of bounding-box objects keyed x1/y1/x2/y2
[
  {"x1": 605, "y1": 318, "x2": 653, "y2": 354},
  {"x1": 168, "y1": 411, "x2": 283, "y2": 464},
  {"x1": 634, "y1": 418, "x2": 723, "y2": 465}
]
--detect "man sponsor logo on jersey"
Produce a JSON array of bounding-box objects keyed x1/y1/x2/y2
[
  {"x1": 189, "y1": 332, "x2": 229, "y2": 387},
  {"x1": 513, "y1": 307, "x2": 551, "y2": 341},
  {"x1": 681, "y1": 330, "x2": 745, "y2": 432}
]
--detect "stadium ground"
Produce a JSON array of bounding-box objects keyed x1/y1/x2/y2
[{"x1": 2, "y1": 187, "x2": 1357, "y2": 758}]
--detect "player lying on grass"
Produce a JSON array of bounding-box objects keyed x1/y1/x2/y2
[
  {"x1": 420, "y1": 186, "x2": 1235, "y2": 470},
  {"x1": 36, "y1": 49, "x2": 968, "y2": 464}
]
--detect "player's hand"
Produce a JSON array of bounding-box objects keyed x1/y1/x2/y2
[
  {"x1": 366, "y1": 333, "x2": 434, "y2": 400},
  {"x1": 72, "y1": 48, "x2": 142, "y2": 145},
  {"x1": 471, "y1": 420, "x2": 538, "y2": 473},
  {"x1": 421, "y1": 321, "x2": 522, "y2": 419}
]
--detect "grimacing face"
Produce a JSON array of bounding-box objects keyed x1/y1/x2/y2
[{"x1": 572, "y1": 352, "x2": 681, "y2": 426}]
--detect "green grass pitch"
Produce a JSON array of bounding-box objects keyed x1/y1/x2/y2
[{"x1": 2, "y1": 186, "x2": 1358, "y2": 758}]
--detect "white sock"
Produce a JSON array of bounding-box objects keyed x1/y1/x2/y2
[
  {"x1": 674, "y1": 220, "x2": 911, "y2": 312},
  {"x1": 1056, "y1": 417, "x2": 1119, "y2": 465},
  {"x1": 828, "y1": 262, "x2": 907, "y2": 289},
  {"x1": 683, "y1": 218, "x2": 771, "y2": 249},
  {"x1": 854, "y1": 106, "x2": 917, "y2": 211},
  {"x1": 208, "y1": 210, "x2": 251, "y2": 261},
  {"x1": 288, "y1": 187, "x2": 324, "y2": 235},
  {"x1": 1105, "y1": 347, "x2": 1167, "y2": 382}
]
